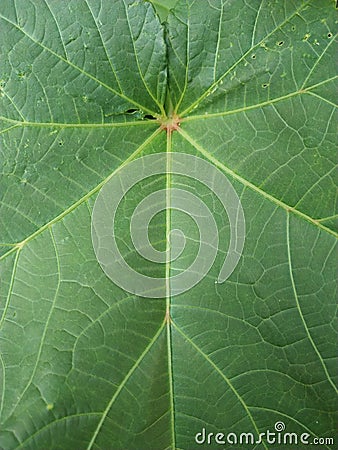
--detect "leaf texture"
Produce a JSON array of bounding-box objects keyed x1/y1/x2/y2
[{"x1": 0, "y1": 1, "x2": 337, "y2": 449}]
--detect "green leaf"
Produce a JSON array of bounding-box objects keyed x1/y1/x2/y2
[{"x1": 0, "y1": 1, "x2": 336, "y2": 449}]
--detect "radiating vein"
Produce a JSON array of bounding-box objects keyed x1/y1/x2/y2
[
  {"x1": 250, "y1": 406, "x2": 332, "y2": 450},
  {"x1": 0, "y1": 128, "x2": 162, "y2": 262},
  {"x1": 84, "y1": 0, "x2": 123, "y2": 92},
  {"x1": 0, "y1": 14, "x2": 159, "y2": 116},
  {"x1": 6, "y1": 228, "x2": 61, "y2": 419},
  {"x1": 0, "y1": 115, "x2": 158, "y2": 128},
  {"x1": 0, "y1": 249, "x2": 21, "y2": 329},
  {"x1": 1, "y1": 90, "x2": 26, "y2": 122},
  {"x1": 306, "y1": 91, "x2": 338, "y2": 108},
  {"x1": 181, "y1": 77, "x2": 338, "y2": 121},
  {"x1": 178, "y1": 128, "x2": 338, "y2": 238},
  {"x1": 14, "y1": 412, "x2": 102, "y2": 450},
  {"x1": 173, "y1": 0, "x2": 190, "y2": 113},
  {"x1": 0, "y1": 352, "x2": 5, "y2": 420},
  {"x1": 301, "y1": 32, "x2": 338, "y2": 89},
  {"x1": 286, "y1": 212, "x2": 337, "y2": 393},
  {"x1": 318, "y1": 214, "x2": 338, "y2": 223},
  {"x1": 179, "y1": 0, "x2": 311, "y2": 116},
  {"x1": 213, "y1": 0, "x2": 224, "y2": 83},
  {"x1": 42, "y1": 0, "x2": 68, "y2": 59},
  {"x1": 0, "y1": 124, "x2": 20, "y2": 135},
  {"x1": 86, "y1": 320, "x2": 166, "y2": 450},
  {"x1": 173, "y1": 322, "x2": 267, "y2": 450},
  {"x1": 122, "y1": 1, "x2": 166, "y2": 115},
  {"x1": 250, "y1": 0, "x2": 263, "y2": 47}
]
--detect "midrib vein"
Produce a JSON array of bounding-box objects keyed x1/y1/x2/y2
[
  {"x1": 165, "y1": 130, "x2": 176, "y2": 450},
  {"x1": 178, "y1": 128, "x2": 338, "y2": 239}
]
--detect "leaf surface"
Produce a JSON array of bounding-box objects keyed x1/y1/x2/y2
[{"x1": 0, "y1": 1, "x2": 337, "y2": 449}]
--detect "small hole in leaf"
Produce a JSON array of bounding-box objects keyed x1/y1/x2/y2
[
  {"x1": 251, "y1": 54, "x2": 256, "y2": 59},
  {"x1": 291, "y1": 25, "x2": 296, "y2": 31},
  {"x1": 262, "y1": 83, "x2": 269, "y2": 89},
  {"x1": 58, "y1": 141, "x2": 64, "y2": 146},
  {"x1": 327, "y1": 32, "x2": 332, "y2": 38},
  {"x1": 144, "y1": 114, "x2": 157, "y2": 120},
  {"x1": 277, "y1": 41, "x2": 284, "y2": 46},
  {"x1": 126, "y1": 109, "x2": 138, "y2": 113}
]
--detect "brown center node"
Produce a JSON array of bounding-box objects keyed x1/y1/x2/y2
[{"x1": 159, "y1": 114, "x2": 181, "y2": 134}]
